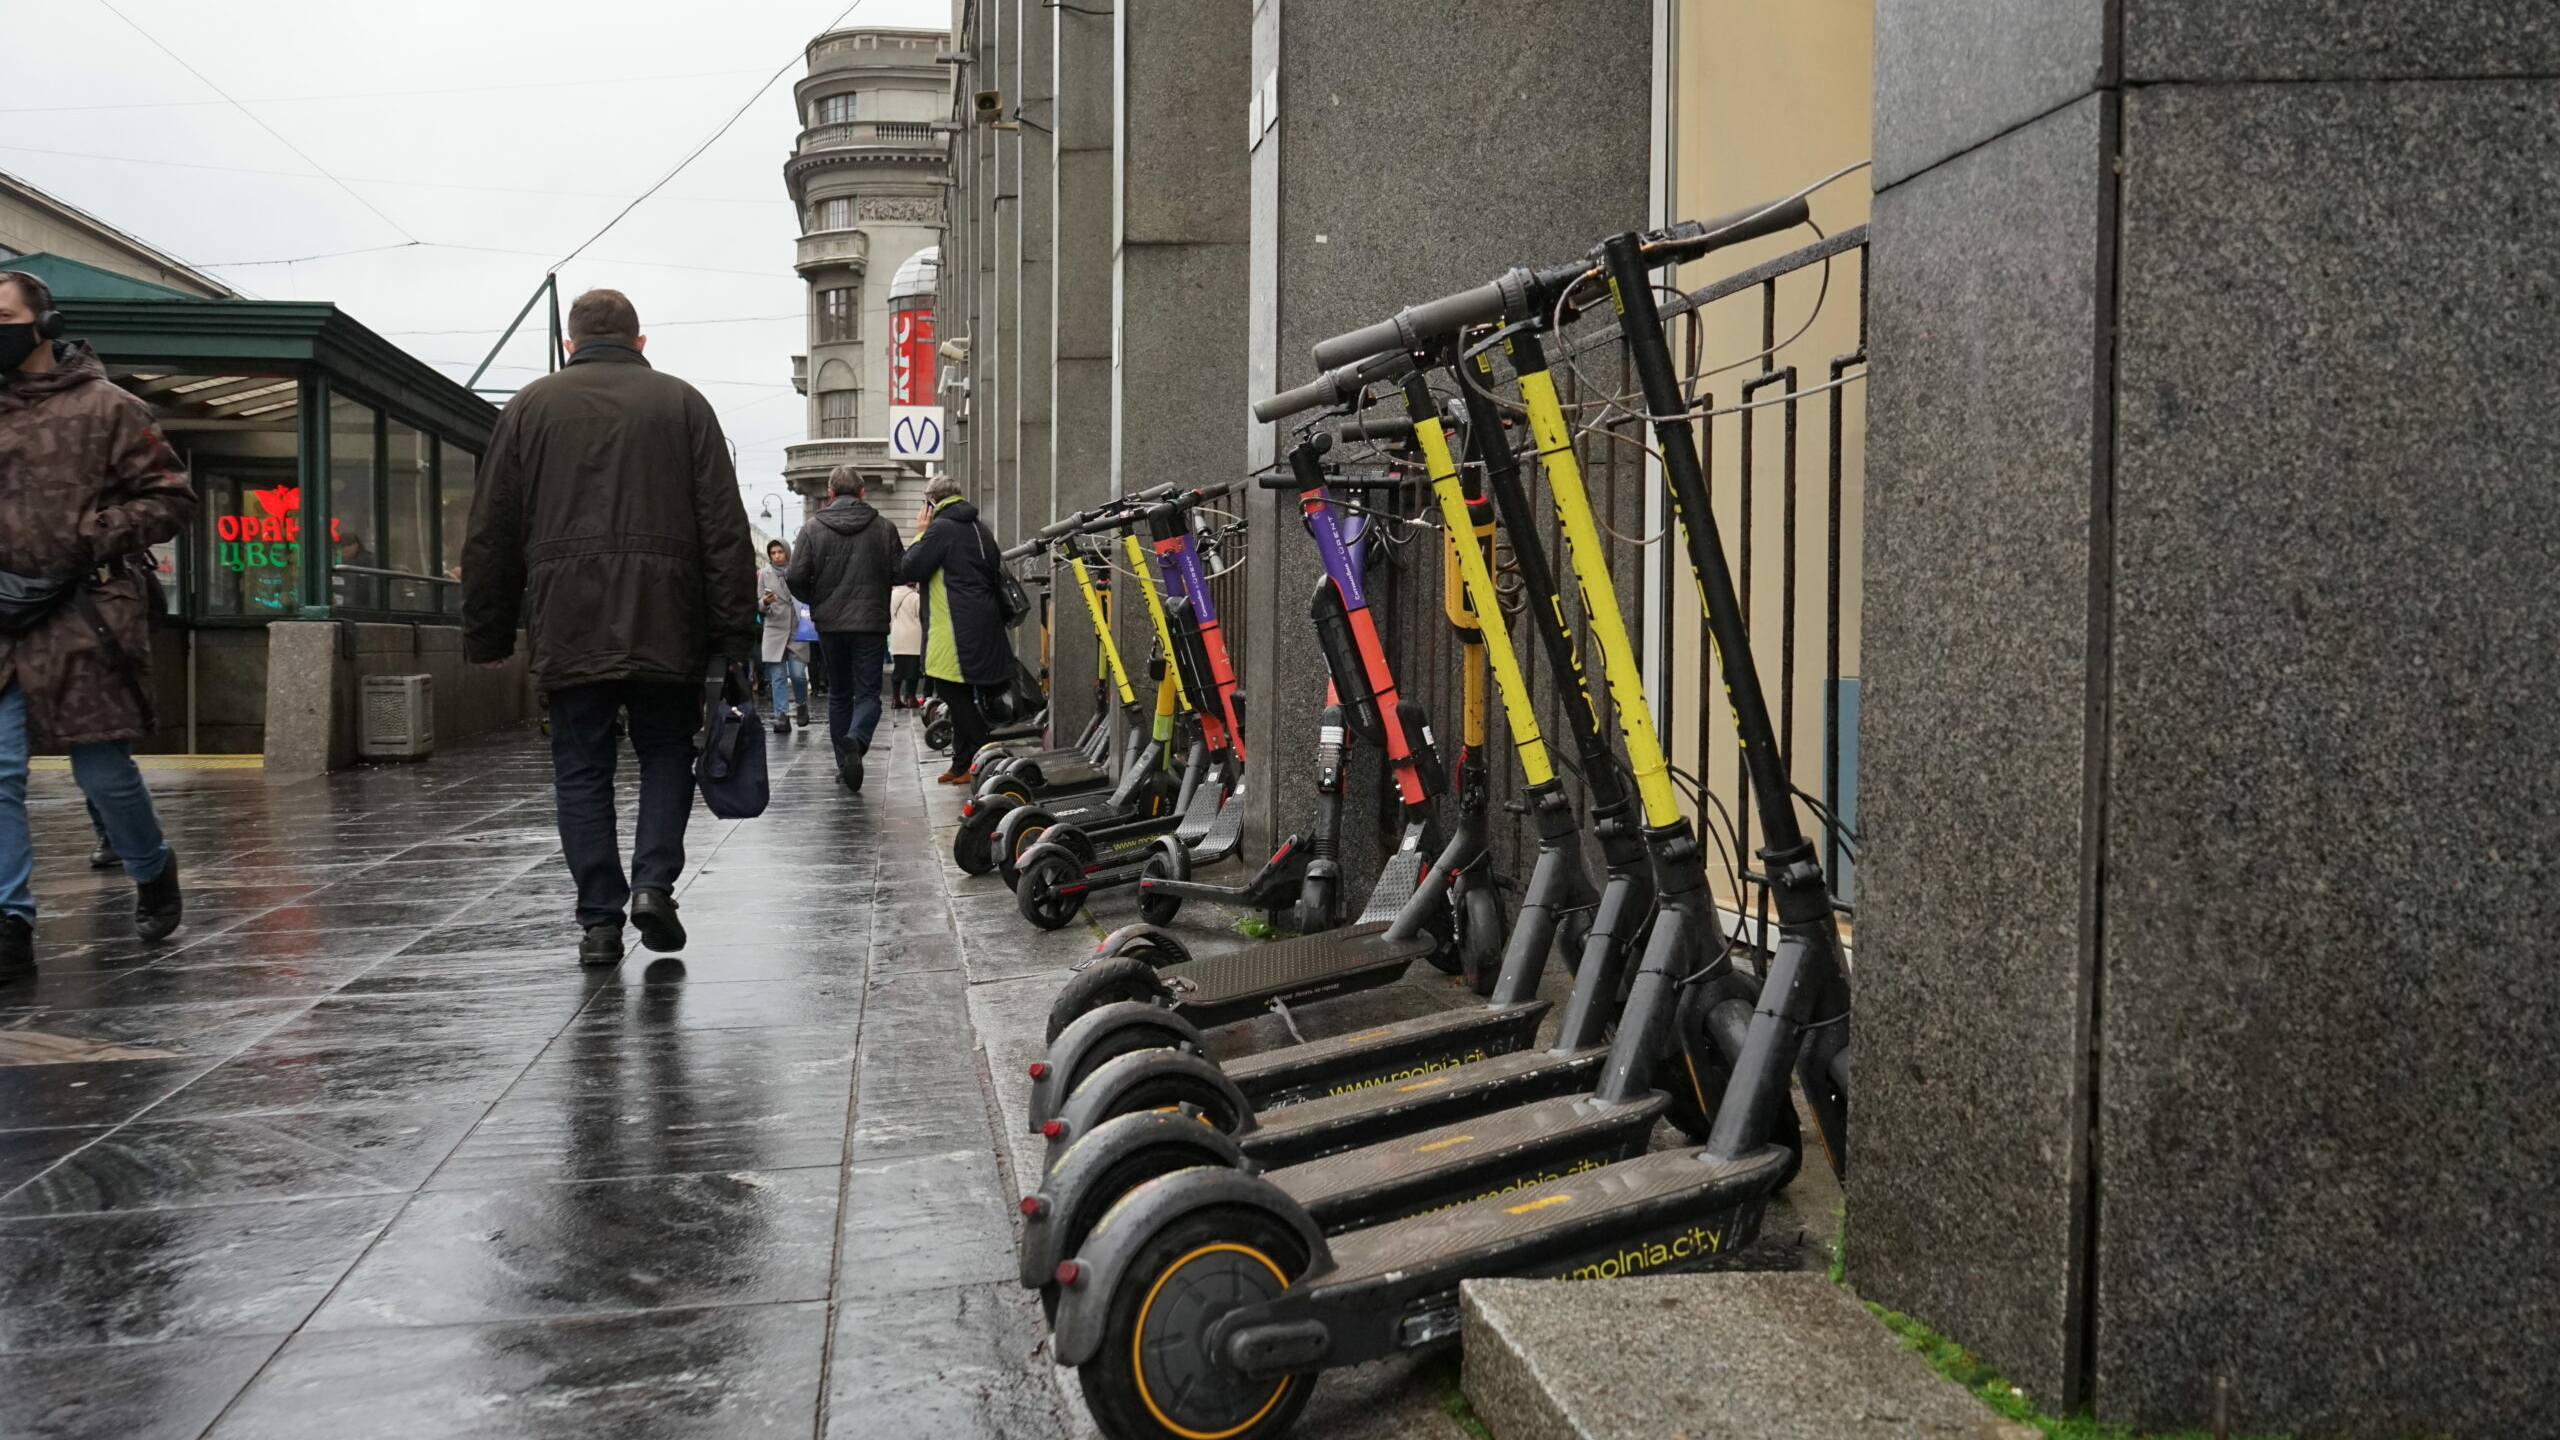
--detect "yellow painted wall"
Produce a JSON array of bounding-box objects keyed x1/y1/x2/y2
[{"x1": 1662, "y1": 0, "x2": 1871, "y2": 901}]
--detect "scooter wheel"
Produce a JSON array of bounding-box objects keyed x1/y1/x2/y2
[
  {"x1": 1039, "y1": 1140, "x2": 1235, "y2": 1326},
  {"x1": 1077, "y1": 1206, "x2": 1314, "y2": 1440},
  {"x1": 953, "y1": 795, "x2": 1017, "y2": 877},
  {"x1": 925, "y1": 716, "x2": 953, "y2": 752},
  {"x1": 1457, "y1": 882, "x2": 1507, "y2": 997},
  {"x1": 1132, "y1": 767, "x2": 1180, "y2": 819},
  {"x1": 1046, "y1": 956, "x2": 1176, "y2": 1043},
  {"x1": 1420, "y1": 897, "x2": 1463, "y2": 977},
  {"x1": 1288, "y1": 873, "x2": 1337, "y2": 938},
  {"x1": 1137, "y1": 843, "x2": 1190, "y2": 927},
  {"x1": 1659, "y1": 970, "x2": 1804, "y2": 1189},
  {"x1": 1018, "y1": 849, "x2": 1087, "y2": 931},
  {"x1": 1096, "y1": 923, "x2": 1194, "y2": 969},
  {"x1": 996, "y1": 807, "x2": 1059, "y2": 890}
]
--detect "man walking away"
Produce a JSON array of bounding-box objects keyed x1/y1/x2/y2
[
  {"x1": 888, "y1": 583, "x2": 923, "y2": 708},
  {"x1": 900, "y1": 477, "x2": 1012, "y2": 784},
  {"x1": 463, "y1": 288, "x2": 755, "y2": 968},
  {"x1": 785, "y1": 466, "x2": 900, "y2": 791},
  {"x1": 0, "y1": 270, "x2": 195, "y2": 984}
]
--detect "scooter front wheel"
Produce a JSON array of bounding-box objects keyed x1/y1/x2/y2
[
  {"x1": 1457, "y1": 882, "x2": 1506, "y2": 997},
  {"x1": 1137, "y1": 842, "x2": 1190, "y2": 927},
  {"x1": 1018, "y1": 850, "x2": 1088, "y2": 931},
  {"x1": 1078, "y1": 1206, "x2": 1314, "y2": 1440}
]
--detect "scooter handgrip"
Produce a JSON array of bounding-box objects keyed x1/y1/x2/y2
[
  {"x1": 1637, "y1": 195, "x2": 1811, "y2": 266},
  {"x1": 1253, "y1": 368, "x2": 1354, "y2": 424},
  {"x1": 1002, "y1": 537, "x2": 1045, "y2": 561},
  {"x1": 1335, "y1": 417, "x2": 1413, "y2": 444},
  {"x1": 1310, "y1": 278, "x2": 1506, "y2": 369}
]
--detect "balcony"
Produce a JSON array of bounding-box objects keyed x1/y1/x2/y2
[
  {"x1": 791, "y1": 355, "x2": 808, "y2": 396},
  {"x1": 795, "y1": 230, "x2": 869, "y2": 275},
  {"x1": 783, "y1": 437, "x2": 888, "y2": 479},
  {"x1": 797, "y1": 120, "x2": 945, "y2": 157}
]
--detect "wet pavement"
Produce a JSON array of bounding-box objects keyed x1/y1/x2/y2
[{"x1": 0, "y1": 708, "x2": 1836, "y2": 1440}]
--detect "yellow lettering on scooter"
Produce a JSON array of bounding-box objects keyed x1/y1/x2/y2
[
  {"x1": 1506, "y1": 1194, "x2": 1574, "y2": 1215},
  {"x1": 1415, "y1": 1134, "x2": 1474, "y2": 1153}
]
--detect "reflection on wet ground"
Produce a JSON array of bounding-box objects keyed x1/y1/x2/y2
[
  {"x1": 0, "y1": 709, "x2": 1835, "y2": 1440},
  {"x1": 0, "y1": 715, "x2": 1060, "y2": 1440}
]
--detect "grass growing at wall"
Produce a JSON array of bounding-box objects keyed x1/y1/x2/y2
[
  {"x1": 1868, "y1": 1304, "x2": 2320, "y2": 1440},
  {"x1": 1418, "y1": 1352, "x2": 1494, "y2": 1440}
]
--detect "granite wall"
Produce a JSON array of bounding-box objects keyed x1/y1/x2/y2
[
  {"x1": 1046, "y1": 0, "x2": 1116, "y2": 744},
  {"x1": 1240, "y1": 0, "x2": 1652, "y2": 869},
  {"x1": 1854, "y1": 4, "x2": 2560, "y2": 1434}
]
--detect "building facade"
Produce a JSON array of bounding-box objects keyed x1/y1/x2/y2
[{"x1": 781, "y1": 25, "x2": 950, "y2": 516}]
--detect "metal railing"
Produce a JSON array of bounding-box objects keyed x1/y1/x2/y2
[
  {"x1": 1649, "y1": 228, "x2": 1870, "y2": 922},
  {"x1": 1349, "y1": 228, "x2": 1868, "y2": 932}
]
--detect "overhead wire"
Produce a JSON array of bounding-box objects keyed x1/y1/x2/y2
[
  {"x1": 93, "y1": 0, "x2": 421, "y2": 244},
  {"x1": 549, "y1": 0, "x2": 880, "y2": 272}
]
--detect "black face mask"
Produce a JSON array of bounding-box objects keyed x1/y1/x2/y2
[{"x1": 0, "y1": 325, "x2": 40, "y2": 373}]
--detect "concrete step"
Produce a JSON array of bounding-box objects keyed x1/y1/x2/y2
[{"x1": 1460, "y1": 1273, "x2": 2037, "y2": 1440}]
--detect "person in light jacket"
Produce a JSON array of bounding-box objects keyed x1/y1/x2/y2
[
  {"x1": 888, "y1": 584, "x2": 923, "y2": 708},
  {"x1": 898, "y1": 477, "x2": 1011, "y2": 783},
  {"x1": 757, "y1": 539, "x2": 810, "y2": 736}
]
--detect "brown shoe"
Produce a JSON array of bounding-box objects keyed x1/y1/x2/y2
[{"x1": 935, "y1": 769, "x2": 972, "y2": 785}]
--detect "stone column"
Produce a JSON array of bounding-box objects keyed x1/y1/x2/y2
[
  {"x1": 1047, "y1": 0, "x2": 1116, "y2": 743},
  {"x1": 1853, "y1": 5, "x2": 2560, "y2": 1435},
  {"x1": 989, "y1": 0, "x2": 1022, "y2": 535},
  {"x1": 1011, "y1": 0, "x2": 1056, "y2": 675},
  {"x1": 1113, "y1": 0, "x2": 1252, "y2": 798},
  {"x1": 1239, "y1": 0, "x2": 1652, "y2": 868}
]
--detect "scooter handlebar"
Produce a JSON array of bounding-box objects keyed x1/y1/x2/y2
[
  {"x1": 1306, "y1": 191, "x2": 1812, "y2": 370},
  {"x1": 1639, "y1": 195, "x2": 1811, "y2": 267},
  {"x1": 1002, "y1": 537, "x2": 1046, "y2": 561},
  {"x1": 1335, "y1": 417, "x2": 1414, "y2": 443},
  {"x1": 1251, "y1": 351, "x2": 1413, "y2": 425}
]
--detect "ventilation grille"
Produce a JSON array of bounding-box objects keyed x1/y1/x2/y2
[{"x1": 359, "y1": 674, "x2": 434, "y2": 759}]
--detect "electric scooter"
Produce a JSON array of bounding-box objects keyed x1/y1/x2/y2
[
  {"x1": 1010, "y1": 484, "x2": 1254, "y2": 925},
  {"x1": 954, "y1": 518, "x2": 1195, "y2": 875},
  {"x1": 1047, "y1": 201, "x2": 1843, "y2": 1440},
  {"x1": 1129, "y1": 448, "x2": 1413, "y2": 936}
]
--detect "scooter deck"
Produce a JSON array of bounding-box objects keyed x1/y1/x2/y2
[
  {"x1": 1001, "y1": 753, "x2": 1112, "y2": 793},
  {"x1": 1352, "y1": 844, "x2": 1429, "y2": 925},
  {"x1": 1312, "y1": 1141, "x2": 1785, "y2": 1300},
  {"x1": 1161, "y1": 922, "x2": 1433, "y2": 1032},
  {"x1": 1222, "y1": 1001, "x2": 1550, "y2": 1110},
  {"x1": 1235, "y1": 1042, "x2": 1609, "y2": 1170},
  {"x1": 1273, "y1": 1091, "x2": 1667, "y2": 1232}
]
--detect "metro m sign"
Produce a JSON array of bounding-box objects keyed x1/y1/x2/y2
[{"x1": 890, "y1": 303, "x2": 936, "y2": 406}]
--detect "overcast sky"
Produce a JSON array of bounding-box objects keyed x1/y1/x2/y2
[{"x1": 11, "y1": 0, "x2": 950, "y2": 530}]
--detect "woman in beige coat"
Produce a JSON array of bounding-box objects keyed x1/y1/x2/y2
[{"x1": 887, "y1": 583, "x2": 924, "y2": 708}]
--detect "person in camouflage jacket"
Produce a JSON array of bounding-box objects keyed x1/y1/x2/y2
[{"x1": 0, "y1": 270, "x2": 197, "y2": 983}]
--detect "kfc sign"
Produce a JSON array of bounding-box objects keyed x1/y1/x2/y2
[{"x1": 890, "y1": 302, "x2": 935, "y2": 407}]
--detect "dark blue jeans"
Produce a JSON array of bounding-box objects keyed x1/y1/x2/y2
[
  {"x1": 0, "y1": 682, "x2": 169, "y2": 923},
  {"x1": 818, "y1": 631, "x2": 887, "y2": 762},
  {"x1": 548, "y1": 679, "x2": 700, "y2": 930}
]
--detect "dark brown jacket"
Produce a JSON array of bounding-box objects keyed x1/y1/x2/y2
[
  {"x1": 462, "y1": 345, "x2": 756, "y2": 688},
  {"x1": 0, "y1": 342, "x2": 194, "y2": 747}
]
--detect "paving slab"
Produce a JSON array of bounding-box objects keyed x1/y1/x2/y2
[{"x1": 1461, "y1": 1273, "x2": 2036, "y2": 1440}]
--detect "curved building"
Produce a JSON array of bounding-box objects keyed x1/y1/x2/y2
[{"x1": 782, "y1": 25, "x2": 949, "y2": 515}]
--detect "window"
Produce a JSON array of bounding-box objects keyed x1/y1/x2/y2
[
  {"x1": 441, "y1": 447, "x2": 477, "y2": 594},
  {"x1": 810, "y1": 197, "x2": 854, "y2": 231},
  {"x1": 817, "y1": 287, "x2": 857, "y2": 343},
  {"x1": 813, "y1": 91, "x2": 856, "y2": 125},
  {"x1": 818, "y1": 389, "x2": 855, "y2": 438},
  {"x1": 385, "y1": 421, "x2": 434, "y2": 612},
  {"x1": 328, "y1": 397, "x2": 379, "y2": 610}
]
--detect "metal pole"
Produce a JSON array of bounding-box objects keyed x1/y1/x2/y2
[
  {"x1": 466, "y1": 276, "x2": 555, "y2": 390},
  {"x1": 545, "y1": 273, "x2": 563, "y2": 372}
]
